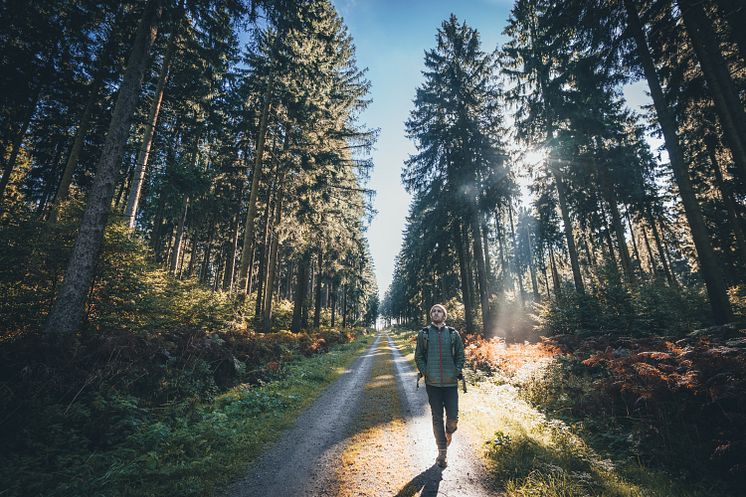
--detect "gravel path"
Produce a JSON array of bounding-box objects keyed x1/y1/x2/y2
[
  {"x1": 227, "y1": 332, "x2": 498, "y2": 497},
  {"x1": 227, "y1": 335, "x2": 382, "y2": 497}
]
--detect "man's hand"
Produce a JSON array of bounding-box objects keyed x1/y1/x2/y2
[
  {"x1": 458, "y1": 372, "x2": 467, "y2": 393},
  {"x1": 417, "y1": 372, "x2": 423, "y2": 389}
]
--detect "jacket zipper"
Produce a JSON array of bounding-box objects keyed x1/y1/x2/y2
[{"x1": 438, "y1": 328, "x2": 444, "y2": 384}]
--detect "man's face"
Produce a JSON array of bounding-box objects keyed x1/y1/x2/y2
[{"x1": 430, "y1": 307, "x2": 445, "y2": 323}]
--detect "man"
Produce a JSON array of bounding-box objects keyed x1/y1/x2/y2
[{"x1": 414, "y1": 303, "x2": 465, "y2": 468}]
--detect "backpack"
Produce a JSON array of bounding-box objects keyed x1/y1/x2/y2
[{"x1": 419, "y1": 326, "x2": 459, "y2": 361}]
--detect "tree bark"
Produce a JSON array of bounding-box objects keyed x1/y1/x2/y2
[
  {"x1": 341, "y1": 283, "x2": 348, "y2": 329},
  {"x1": 624, "y1": 0, "x2": 732, "y2": 323},
  {"x1": 291, "y1": 250, "x2": 311, "y2": 332},
  {"x1": 237, "y1": 78, "x2": 275, "y2": 294},
  {"x1": 262, "y1": 186, "x2": 284, "y2": 332},
  {"x1": 330, "y1": 280, "x2": 336, "y2": 328},
  {"x1": 549, "y1": 245, "x2": 561, "y2": 297},
  {"x1": 648, "y1": 209, "x2": 676, "y2": 286},
  {"x1": 254, "y1": 189, "x2": 274, "y2": 321},
  {"x1": 552, "y1": 169, "x2": 584, "y2": 294},
  {"x1": 526, "y1": 222, "x2": 540, "y2": 300},
  {"x1": 470, "y1": 210, "x2": 491, "y2": 332},
  {"x1": 596, "y1": 153, "x2": 634, "y2": 282},
  {"x1": 48, "y1": 95, "x2": 96, "y2": 223},
  {"x1": 313, "y1": 251, "x2": 323, "y2": 328},
  {"x1": 507, "y1": 201, "x2": 525, "y2": 308},
  {"x1": 170, "y1": 196, "x2": 189, "y2": 274},
  {"x1": 48, "y1": 16, "x2": 124, "y2": 223},
  {"x1": 124, "y1": 26, "x2": 178, "y2": 230},
  {"x1": 223, "y1": 210, "x2": 241, "y2": 291},
  {"x1": 199, "y1": 217, "x2": 215, "y2": 284},
  {"x1": 494, "y1": 207, "x2": 511, "y2": 291},
  {"x1": 707, "y1": 142, "x2": 746, "y2": 266},
  {"x1": 715, "y1": 0, "x2": 746, "y2": 64},
  {"x1": 44, "y1": 0, "x2": 162, "y2": 335},
  {"x1": 0, "y1": 84, "x2": 41, "y2": 204},
  {"x1": 456, "y1": 222, "x2": 476, "y2": 333},
  {"x1": 625, "y1": 208, "x2": 643, "y2": 275},
  {"x1": 678, "y1": 0, "x2": 746, "y2": 182}
]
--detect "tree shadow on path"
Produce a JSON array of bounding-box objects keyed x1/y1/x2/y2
[{"x1": 395, "y1": 464, "x2": 443, "y2": 497}]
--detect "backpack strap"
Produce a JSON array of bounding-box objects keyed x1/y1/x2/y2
[
  {"x1": 419, "y1": 326, "x2": 430, "y2": 353},
  {"x1": 447, "y1": 326, "x2": 457, "y2": 358}
]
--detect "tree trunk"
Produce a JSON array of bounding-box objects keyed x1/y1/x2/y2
[
  {"x1": 48, "y1": 17, "x2": 123, "y2": 223},
  {"x1": 549, "y1": 245, "x2": 561, "y2": 297},
  {"x1": 341, "y1": 284, "x2": 348, "y2": 329},
  {"x1": 641, "y1": 224, "x2": 659, "y2": 278},
  {"x1": 481, "y1": 213, "x2": 494, "y2": 291},
  {"x1": 291, "y1": 250, "x2": 311, "y2": 332},
  {"x1": 237, "y1": 78, "x2": 275, "y2": 294},
  {"x1": 170, "y1": 196, "x2": 189, "y2": 274},
  {"x1": 507, "y1": 201, "x2": 525, "y2": 308},
  {"x1": 48, "y1": 96, "x2": 95, "y2": 223},
  {"x1": 0, "y1": 85, "x2": 41, "y2": 204},
  {"x1": 44, "y1": 0, "x2": 162, "y2": 335},
  {"x1": 526, "y1": 223, "x2": 540, "y2": 300},
  {"x1": 470, "y1": 211, "x2": 491, "y2": 332},
  {"x1": 552, "y1": 168, "x2": 585, "y2": 294},
  {"x1": 598, "y1": 200, "x2": 618, "y2": 271},
  {"x1": 625, "y1": 208, "x2": 643, "y2": 274},
  {"x1": 624, "y1": 0, "x2": 732, "y2": 323},
  {"x1": 715, "y1": 0, "x2": 746, "y2": 63},
  {"x1": 223, "y1": 210, "x2": 241, "y2": 291},
  {"x1": 679, "y1": 0, "x2": 746, "y2": 182},
  {"x1": 541, "y1": 249, "x2": 551, "y2": 298},
  {"x1": 330, "y1": 280, "x2": 336, "y2": 328},
  {"x1": 200, "y1": 217, "x2": 215, "y2": 284},
  {"x1": 457, "y1": 222, "x2": 476, "y2": 334},
  {"x1": 708, "y1": 142, "x2": 746, "y2": 266},
  {"x1": 648, "y1": 209, "x2": 676, "y2": 287},
  {"x1": 254, "y1": 191, "x2": 274, "y2": 321},
  {"x1": 597, "y1": 154, "x2": 634, "y2": 282},
  {"x1": 262, "y1": 186, "x2": 284, "y2": 332},
  {"x1": 313, "y1": 251, "x2": 323, "y2": 328},
  {"x1": 124, "y1": 27, "x2": 178, "y2": 230},
  {"x1": 494, "y1": 209, "x2": 509, "y2": 289}
]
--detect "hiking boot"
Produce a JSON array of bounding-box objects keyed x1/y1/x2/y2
[
  {"x1": 436, "y1": 449, "x2": 447, "y2": 468},
  {"x1": 445, "y1": 431, "x2": 453, "y2": 447}
]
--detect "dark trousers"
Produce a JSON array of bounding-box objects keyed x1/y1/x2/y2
[{"x1": 425, "y1": 384, "x2": 458, "y2": 450}]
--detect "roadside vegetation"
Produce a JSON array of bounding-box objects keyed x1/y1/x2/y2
[
  {"x1": 0, "y1": 215, "x2": 374, "y2": 497},
  {"x1": 389, "y1": 324, "x2": 744, "y2": 497}
]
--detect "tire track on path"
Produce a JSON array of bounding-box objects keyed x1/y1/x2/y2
[{"x1": 227, "y1": 334, "x2": 381, "y2": 497}]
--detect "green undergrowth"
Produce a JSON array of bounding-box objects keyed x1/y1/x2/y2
[
  {"x1": 0, "y1": 210, "x2": 375, "y2": 496},
  {"x1": 0, "y1": 333, "x2": 372, "y2": 497},
  {"x1": 387, "y1": 327, "x2": 734, "y2": 497}
]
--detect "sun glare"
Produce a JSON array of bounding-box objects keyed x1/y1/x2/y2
[{"x1": 522, "y1": 148, "x2": 548, "y2": 168}]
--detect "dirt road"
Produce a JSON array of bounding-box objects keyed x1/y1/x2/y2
[{"x1": 227, "y1": 332, "x2": 498, "y2": 497}]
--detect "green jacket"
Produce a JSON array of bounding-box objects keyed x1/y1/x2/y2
[{"x1": 414, "y1": 324, "x2": 465, "y2": 387}]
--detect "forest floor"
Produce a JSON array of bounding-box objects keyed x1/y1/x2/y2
[
  {"x1": 227, "y1": 331, "x2": 495, "y2": 497},
  {"x1": 227, "y1": 329, "x2": 736, "y2": 497}
]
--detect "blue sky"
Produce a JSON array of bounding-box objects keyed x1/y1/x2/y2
[{"x1": 332, "y1": 0, "x2": 516, "y2": 295}]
